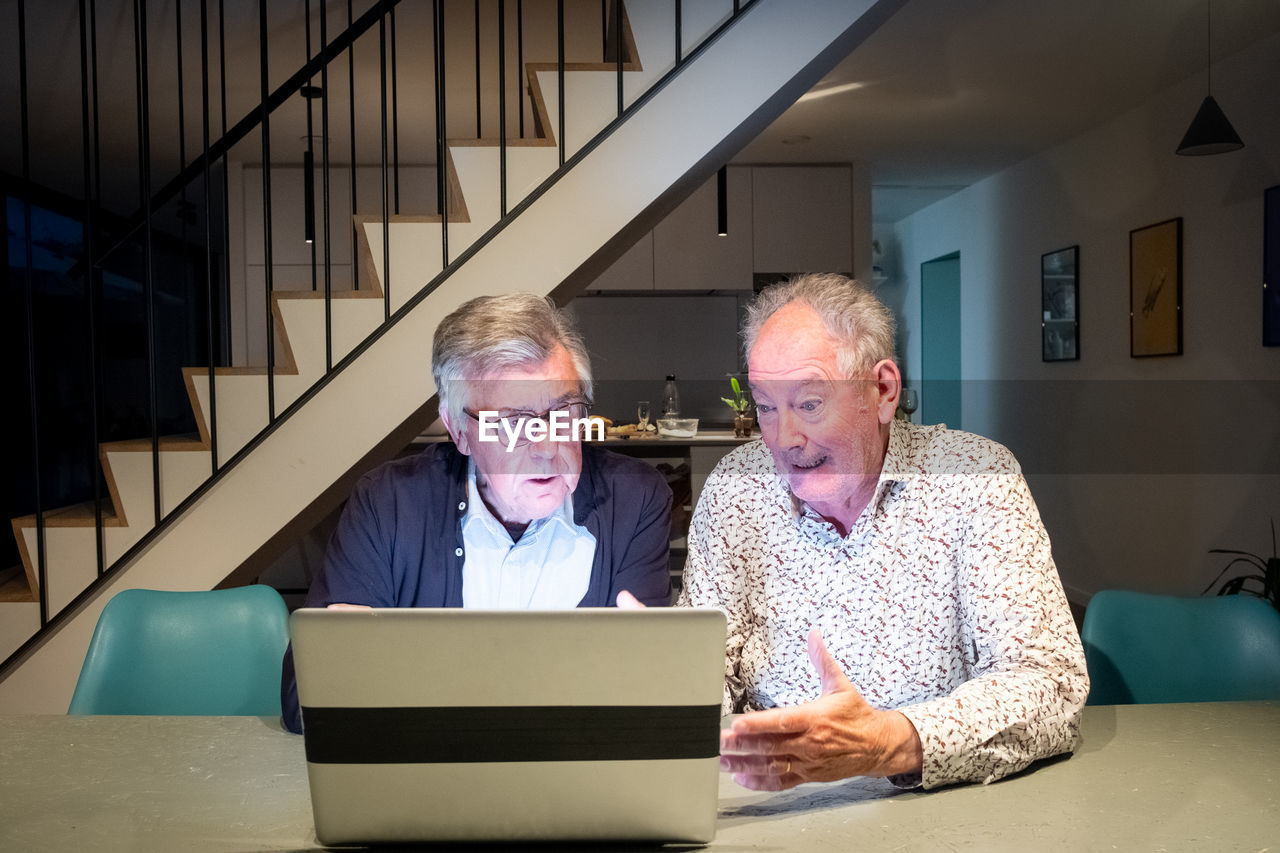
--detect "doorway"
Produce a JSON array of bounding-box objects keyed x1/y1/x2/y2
[{"x1": 920, "y1": 252, "x2": 961, "y2": 429}]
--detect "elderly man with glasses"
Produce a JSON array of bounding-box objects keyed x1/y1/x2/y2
[{"x1": 280, "y1": 293, "x2": 673, "y2": 733}]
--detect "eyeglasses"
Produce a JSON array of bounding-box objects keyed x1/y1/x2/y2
[{"x1": 461, "y1": 400, "x2": 590, "y2": 447}]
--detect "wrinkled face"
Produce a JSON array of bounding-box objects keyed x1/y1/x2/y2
[
  {"x1": 444, "y1": 344, "x2": 585, "y2": 525},
  {"x1": 747, "y1": 303, "x2": 896, "y2": 520}
]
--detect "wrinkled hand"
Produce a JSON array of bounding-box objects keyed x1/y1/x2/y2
[{"x1": 718, "y1": 629, "x2": 923, "y2": 791}]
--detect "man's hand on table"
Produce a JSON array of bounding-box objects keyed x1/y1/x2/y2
[
  {"x1": 719, "y1": 629, "x2": 923, "y2": 791},
  {"x1": 615, "y1": 593, "x2": 923, "y2": 791}
]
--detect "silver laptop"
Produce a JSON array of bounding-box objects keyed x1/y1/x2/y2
[{"x1": 289, "y1": 607, "x2": 726, "y2": 845}]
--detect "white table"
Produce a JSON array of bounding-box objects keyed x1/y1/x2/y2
[{"x1": 2, "y1": 702, "x2": 1277, "y2": 851}]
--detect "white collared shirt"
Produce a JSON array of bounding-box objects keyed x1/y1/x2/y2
[
  {"x1": 678, "y1": 419, "x2": 1088, "y2": 789},
  {"x1": 460, "y1": 461, "x2": 596, "y2": 609}
]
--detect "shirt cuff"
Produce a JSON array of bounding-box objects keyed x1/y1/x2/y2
[{"x1": 894, "y1": 700, "x2": 955, "y2": 790}]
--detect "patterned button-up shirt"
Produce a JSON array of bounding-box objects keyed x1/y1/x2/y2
[{"x1": 678, "y1": 418, "x2": 1089, "y2": 788}]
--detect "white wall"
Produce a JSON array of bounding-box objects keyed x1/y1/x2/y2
[{"x1": 887, "y1": 31, "x2": 1280, "y2": 603}]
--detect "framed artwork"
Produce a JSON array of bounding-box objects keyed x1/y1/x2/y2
[
  {"x1": 1266, "y1": 185, "x2": 1280, "y2": 346},
  {"x1": 1130, "y1": 217, "x2": 1183, "y2": 357},
  {"x1": 1041, "y1": 245, "x2": 1079, "y2": 361}
]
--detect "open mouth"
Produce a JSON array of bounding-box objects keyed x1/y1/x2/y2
[{"x1": 790, "y1": 455, "x2": 828, "y2": 471}]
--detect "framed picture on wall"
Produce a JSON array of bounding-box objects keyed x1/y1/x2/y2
[
  {"x1": 1130, "y1": 217, "x2": 1183, "y2": 357},
  {"x1": 1265, "y1": 185, "x2": 1280, "y2": 346},
  {"x1": 1041, "y1": 245, "x2": 1079, "y2": 361}
]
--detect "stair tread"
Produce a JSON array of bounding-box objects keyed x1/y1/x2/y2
[
  {"x1": 449, "y1": 137, "x2": 557, "y2": 148},
  {"x1": 101, "y1": 435, "x2": 208, "y2": 453},
  {"x1": 185, "y1": 365, "x2": 300, "y2": 377},
  {"x1": 0, "y1": 568, "x2": 35, "y2": 603},
  {"x1": 526, "y1": 61, "x2": 642, "y2": 73},
  {"x1": 273, "y1": 289, "x2": 384, "y2": 301},
  {"x1": 11, "y1": 498, "x2": 123, "y2": 529}
]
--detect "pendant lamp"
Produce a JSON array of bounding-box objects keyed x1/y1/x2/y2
[{"x1": 1176, "y1": 0, "x2": 1243, "y2": 156}]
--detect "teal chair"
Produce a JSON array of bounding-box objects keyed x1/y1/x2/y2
[
  {"x1": 1081, "y1": 590, "x2": 1280, "y2": 705},
  {"x1": 68, "y1": 585, "x2": 290, "y2": 716}
]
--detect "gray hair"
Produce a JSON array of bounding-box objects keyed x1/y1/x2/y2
[
  {"x1": 742, "y1": 273, "x2": 896, "y2": 378},
  {"x1": 432, "y1": 292, "x2": 594, "y2": 426}
]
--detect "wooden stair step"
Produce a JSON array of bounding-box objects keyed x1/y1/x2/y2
[
  {"x1": 100, "y1": 434, "x2": 208, "y2": 454},
  {"x1": 11, "y1": 498, "x2": 122, "y2": 530},
  {"x1": 0, "y1": 565, "x2": 35, "y2": 602}
]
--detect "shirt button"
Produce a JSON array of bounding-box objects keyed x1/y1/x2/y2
[
  {"x1": 455, "y1": 548, "x2": 463, "y2": 557},
  {"x1": 458, "y1": 501, "x2": 466, "y2": 511}
]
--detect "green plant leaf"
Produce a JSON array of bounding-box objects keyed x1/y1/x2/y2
[{"x1": 1201, "y1": 556, "x2": 1266, "y2": 595}]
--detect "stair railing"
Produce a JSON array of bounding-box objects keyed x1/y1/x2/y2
[{"x1": 4, "y1": 0, "x2": 759, "y2": 674}]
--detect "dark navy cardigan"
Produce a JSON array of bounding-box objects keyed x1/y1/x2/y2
[{"x1": 280, "y1": 442, "x2": 673, "y2": 733}]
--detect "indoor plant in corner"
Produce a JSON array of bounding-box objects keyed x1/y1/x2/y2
[
  {"x1": 722, "y1": 377, "x2": 754, "y2": 439},
  {"x1": 1202, "y1": 521, "x2": 1280, "y2": 612}
]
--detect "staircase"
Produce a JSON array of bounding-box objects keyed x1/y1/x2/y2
[{"x1": 1, "y1": 0, "x2": 900, "y2": 712}]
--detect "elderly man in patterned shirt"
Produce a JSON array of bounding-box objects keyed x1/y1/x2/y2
[{"x1": 626, "y1": 272, "x2": 1088, "y2": 791}]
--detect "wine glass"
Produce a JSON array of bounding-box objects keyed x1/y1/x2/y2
[
  {"x1": 899, "y1": 388, "x2": 918, "y2": 421},
  {"x1": 636, "y1": 400, "x2": 651, "y2": 432}
]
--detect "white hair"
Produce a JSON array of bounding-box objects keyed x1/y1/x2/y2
[
  {"x1": 431, "y1": 293, "x2": 594, "y2": 426},
  {"x1": 742, "y1": 273, "x2": 896, "y2": 377}
]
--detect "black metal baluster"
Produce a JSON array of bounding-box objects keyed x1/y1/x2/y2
[
  {"x1": 557, "y1": 0, "x2": 564, "y2": 166},
  {"x1": 306, "y1": 0, "x2": 317, "y2": 292},
  {"x1": 474, "y1": 0, "x2": 482, "y2": 138},
  {"x1": 321, "y1": 0, "x2": 332, "y2": 371},
  {"x1": 435, "y1": 0, "x2": 448, "y2": 267},
  {"x1": 517, "y1": 0, "x2": 523, "y2": 138},
  {"x1": 391, "y1": 4, "x2": 400, "y2": 215},
  {"x1": 498, "y1": 0, "x2": 506, "y2": 217},
  {"x1": 348, "y1": 0, "x2": 359, "y2": 291},
  {"x1": 173, "y1": 0, "x2": 193, "y2": 519},
  {"x1": 201, "y1": 0, "x2": 218, "y2": 472},
  {"x1": 675, "y1": 0, "x2": 682, "y2": 65},
  {"x1": 380, "y1": 5, "x2": 390, "y2": 320},
  {"x1": 78, "y1": 0, "x2": 105, "y2": 580},
  {"x1": 616, "y1": 0, "x2": 623, "y2": 116},
  {"x1": 213, "y1": 0, "x2": 228, "y2": 464},
  {"x1": 134, "y1": 0, "x2": 161, "y2": 526},
  {"x1": 259, "y1": 0, "x2": 276, "y2": 422},
  {"x1": 17, "y1": 0, "x2": 47, "y2": 625}
]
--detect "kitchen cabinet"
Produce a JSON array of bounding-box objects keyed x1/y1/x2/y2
[{"x1": 750, "y1": 166, "x2": 852, "y2": 274}]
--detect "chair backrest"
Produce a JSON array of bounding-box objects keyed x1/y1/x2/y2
[
  {"x1": 1082, "y1": 590, "x2": 1280, "y2": 705},
  {"x1": 68, "y1": 585, "x2": 290, "y2": 715}
]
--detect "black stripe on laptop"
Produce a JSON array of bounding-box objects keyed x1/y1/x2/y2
[{"x1": 300, "y1": 705, "x2": 720, "y2": 764}]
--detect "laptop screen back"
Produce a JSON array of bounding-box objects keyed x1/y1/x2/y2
[{"x1": 290, "y1": 607, "x2": 726, "y2": 844}]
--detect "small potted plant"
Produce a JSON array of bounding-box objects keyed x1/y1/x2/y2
[
  {"x1": 1202, "y1": 520, "x2": 1279, "y2": 612},
  {"x1": 721, "y1": 377, "x2": 754, "y2": 438}
]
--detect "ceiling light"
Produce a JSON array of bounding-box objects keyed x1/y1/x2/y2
[{"x1": 1176, "y1": 0, "x2": 1243, "y2": 156}]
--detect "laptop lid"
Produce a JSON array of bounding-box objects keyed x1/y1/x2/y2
[{"x1": 290, "y1": 607, "x2": 726, "y2": 845}]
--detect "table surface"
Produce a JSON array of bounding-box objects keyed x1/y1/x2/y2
[{"x1": 2, "y1": 702, "x2": 1277, "y2": 851}]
